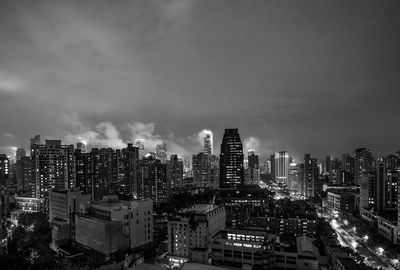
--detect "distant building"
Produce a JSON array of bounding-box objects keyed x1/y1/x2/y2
[
  {"x1": 275, "y1": 151, "x2": 289, "y2": 184},
  {"x1": 139, "y1": 154, "x2": 168, "y2": 202},
  {"x1": 303, "y1": 154, "x2": 318, "y2": 198},
  {"x1": 168, "y1": 155, "x2": 184, "y2": 190},
  {"x1": 0, "y1": 154, "x2": 9, "y2": 188},
  {"x1": 192, "y1": 152, "x2": 213, "y2": 188},
  {"x1": 203, "y1": 131, "x2": 213, "y2": 156},
  {"x1": 156, "y1": 142, "x2": 168, "y2": 164},
  {"x1": 354, "y1": 148, "x2": 373, "y2": 185},
  {"x1": 288, "y1": 162, "x2": 301, "y2": 191},
  {"x1": 219, "y1": 129, "x2": 244, "y2": 189},
  {"x1": 76, "y1": 141, "x2": 87, "y2": 153},
  {"x1": 245, "y1": 150, "x2": 260, "y2": 185},
  {"x1": 135, "y1": 139, "x2": 145, "y2": 160},
  {"x1": 167, "y1": 204, "x2": 226, "y2": 265}
]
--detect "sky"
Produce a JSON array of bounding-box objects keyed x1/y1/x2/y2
[{"x1": 1, "y1": 0, "x2": 400, "y2": 161}]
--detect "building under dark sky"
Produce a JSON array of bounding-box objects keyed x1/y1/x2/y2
[{"x1": 219, "y1": 129, "x2": 244, "y2": 189}]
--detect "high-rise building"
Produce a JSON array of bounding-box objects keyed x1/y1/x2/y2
[
  {"x1": 203, "y1": 131, "x2": 213, "y2": 155},
  {"x1": 156, "y1": 142, "x2": 168, "y2": 164},
  {"x1": 219, "y1": 129, "x2": 244, "y2": 189},
  {"x1": 135, "y1": 139, "x2": 145, "y2": 159},
  {"x1": 355, "y1": 148, "x2": 373, "y2": 185},
  {"x1": 167, "y1": 155, "x2": 184, "y2": 190},
  {"x1": 274, "y1": 151, "x2": 289, "y2": 184},
  {"x1": 288, "y1": 162, "x2": 301, "y2": 191},
  {"x1": 120, "y1": 143, "x2": 140, "y2": 196},
  {"x1": 341, "y1": 154, "x2": 355, "y2": 184},
  {"x1": 15, "y1": 148, "x2": 26, "y2": 162},
  {"x1": 15, "y1": 151, "x2": 32, "y2": 194},
  {"x1": 0, "y1": 154, "x2": 9, "y2": 188},
  {"x1": 245, "y1": 149, "x2": 260, "y2": 185},
  {"x1": 31, "y1": 139, "x2": 75, "y2": 212},
  {"x1": 192, "y1": 152, "x2": 211, "y2": 188},
  {"x1": 139, "y1": 153, "x2": 168, "y2": 203},
  {"x1": 76, "y1": 141, "x2": 87, "y2": 153},
  {"x1": 303, "y1": 154, "x2": 318, "y2": 198}
]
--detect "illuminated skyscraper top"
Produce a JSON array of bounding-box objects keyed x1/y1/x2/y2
[
  {"x1": 219, "y1": 128, "x2": 244, "y2": 189},
  {"x1": 204, "y1": 131, "x2": 213, "y2": 155}
]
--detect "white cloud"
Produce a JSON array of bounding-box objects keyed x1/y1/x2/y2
[
  {"x1": 0, "y1": 146, "x2": 17, "y2": 160},
  {"x1": 0, "y1": 71, "x2": 25, "y2": 92},
  {"x1": 244, "y1": 136, "x2": 261, "y2": 153},
  {"x1": 3, "y1": 133, "x2": 15, "y2": 139}
]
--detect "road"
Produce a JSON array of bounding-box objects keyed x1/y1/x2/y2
[{"x1": 323, "y1": 210, "x2": 397, "y2": 270}]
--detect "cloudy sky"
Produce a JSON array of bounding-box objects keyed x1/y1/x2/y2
[{"x1": 1, "y1": 0, "x2": 400, "y2": 161}]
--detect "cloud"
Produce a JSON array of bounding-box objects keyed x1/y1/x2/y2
[
  {"x1": 0, "y1": 71, "x2": 25, "y2": 92},
  {"x1": 244, "y1": 136, "x2": 261, "y2": 153},
  {"x1": 0, "y1": 145, "x2": 17, "y2": 159},
  {"x1": 62, "y1": 114, "x2": 209, "y2": 157},
  {"x1": 3, "y1": 133, "x2": 15, "y2": 139}
]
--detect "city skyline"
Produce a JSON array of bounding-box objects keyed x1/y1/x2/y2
[{"x1": 1, "y1": 0, "x2": 400, "y2": 161}]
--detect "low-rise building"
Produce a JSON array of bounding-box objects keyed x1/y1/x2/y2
[
  {"x1": 211, "y1": 229, "x2": 274, "y2": 269},
  {"x1": 167, "y1": 204, "x2": 226, "y2": 265},
  {"x1": 327, "y1": 191, "x2": 356, "y2": 214},
  {"x1": 15, "y1": 196, "x2": 44, "y2": 212}
]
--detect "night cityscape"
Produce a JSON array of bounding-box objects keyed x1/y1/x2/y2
[{"x1": 1, "y1": 1, "x2": 400, "y2": 270}]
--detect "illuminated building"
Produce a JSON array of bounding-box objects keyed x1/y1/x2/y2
[
  {"x1": 31, "y1": 139, "x2": 75, "y2": 212},
  {"x1": 288, "y1": 162, "x2": 301, "y2": 191},
  {"x1": 219, "y1": 129, "x2": 244, "y2": 189},
  {"x1": 204, "y1": 131, "x2": 213, "y2": 156},
  {"x1": 303, "y1": 154, "x2": 318, "y2": 198},
  {"x1": 167, "y1": 204, "x2": 226, "y2": 265},
  {"x1": 245, "y1": 150, "x2": 260, "y2": 185},
  {"x1": 274, "y1": 151, "x2": 289, "y2": 184},
  {"x1": 0, "y1": 154, "x2": 9, "y2": 188},
  {"x1": 192, "y1": 152, "x2": 212, "y2": 188},
  {"x1": 167, "y1": 154, "x2": 184, "y2": 190},
  {"x1": 211, "y1": 229, "x2": 274, "y2": 269},
  {"x1": 355, "y1": 147, "x2": 373, "y2": 185},
  {"x1": 135, "y1": 139, "x2": 145, "y2": 160},
  {"x1": 139, "y1": 153, "x2": 168, "y2": 203}
]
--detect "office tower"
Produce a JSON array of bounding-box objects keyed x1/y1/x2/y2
[
  {"x1": 360, "y1": 171, "x2": 376, "y2": 212},
  {"x1": 156, "y1": 142, "x2": 168, "y2": 164},
  {"x1": 219, "y1": 129, "x2": 244, "y2": 189},
  {"x1": 15, "y1": 152, "x2": 32, "y2": 193},
  {"x1": 274, "y1": 151, "x2": 289, "y2": 184},
  {"x1": 76, "y1": 141, "x2": 87, "y2": 153},
  {"x1": 49, "y1": 187, "x2": 91, "y2": 244},
  {"x1": 75, "y1": 197, "x2": 153, "y2": 261},
  {"x1": 31, "y1": 139, "x2": 75, "y2": 212},
  {"x1": 288, "y1": 162, "x2": 301, "y2": 191},
  {"x1": 303, "y1": 154, "x2": 318, "y2": 198},
  {"x1": 120, "y1": 143, "x2": 139, "y2": 196},
  {"x1": 167, "y1": 204, "x2": 226, "y2": 264},
  {"x1": 245, "y1": 149, "x2": 260, "y2": 185},
  {"x1": 167, "y1": 155, "x2": 183, "y2": 190},
  {"x1": 386, "y1": 170, "x2": 398, "y2": 209},
  {"x1": 203, "y1": 131, "x2": 213, "y2": 155},
  {"x1": 192, "y1": 152, "x2": 211, "y2": 188},
  {"x1": 386, "y1": 154, "x2": 400, "y2": 171},
  {"x1": 135, "y1": 139, "x2": 145, "y2": 159},
  {"x1": 355, "y1": 148, "x2": 373, "y2": 185},
  {"x1": 0, "y1": 154, "x2": 9, "y2": 188},
  {"x1": 270, "y1": 155, "x2": 275, "y2": 180},
  {"x1": 183, "y1": 157, "x2": 192, "y2": 178},
  {"x1": 341, "y1": 154, "x2": 355, "y2": 184},
  {"x1": 375, "y1": 160, "x2": 386, "y2": 211},
  {"x1": 139, "y1": 153, "x2": 168, "y2": 203}
]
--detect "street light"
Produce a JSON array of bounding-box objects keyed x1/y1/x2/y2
[
  {"x1": 363, "y1": 235, "x2": 369, "y2": 241},
  {"x1": 352, "y1": 227, "x2": 356, "y2": 233},
  {"x1": 344, "y1": 220, "x2": 348, "y2": 226}
]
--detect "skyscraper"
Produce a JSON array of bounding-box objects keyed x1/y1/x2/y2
[
  {"x1": 167, "y1": 155, "x2": 183, "y2": 190},
  {"x1": 0, "y1": 154, "x2": 9, "y2": 188},
  {"x1": 139, "y1": 154, "x2": 168, "y2": 203},
  {"x1": 219, "y1": 129, "x2": 244, "y2": 189},
  {"x1": 204, "y1": 131, "x2": 213, "y2": 155},
  {"x1": 274, "y1": 151, "x2": 289, "y2": 184},
  {"x1": 156, "y1": 142, "x2": 168, "y2": 164},
  {"x1": 192, "y1": 152, "x2": 211, "y2": 188},
  {"x1": 135, "y1": 139, "x2": 145, "y2": 159},
  {"x1": 355, "y1": 148, "x2": 373, "y2": 185},
  {"x1": 245, "y1": 149, "x2": 260, "y2": 185},
  {"x1": 303, "y1": 154, "x2": 318, "y2": 198}
]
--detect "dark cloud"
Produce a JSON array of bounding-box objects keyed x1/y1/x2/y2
[{"x1": 1, "y1": 0, "x2": 400, "y2": 161}]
